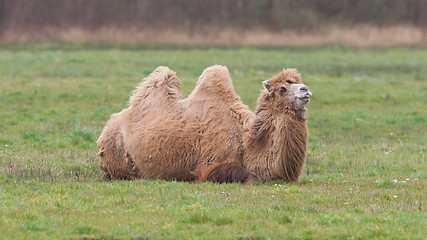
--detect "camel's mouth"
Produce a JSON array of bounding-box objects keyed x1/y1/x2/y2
[
  {"x1": 297, "y1": 96, "x2": 311, "y2": 103},
  {"x1": 293, "y1": 84, "x2": 312, "y2": 106}
]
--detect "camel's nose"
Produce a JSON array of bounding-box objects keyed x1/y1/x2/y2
[
  {"x1": 299, "y1": 85, "x2": 312, "y2": 97},
  {"x1": 299, "y1": 86, "x2": 309, "y2": 92}
]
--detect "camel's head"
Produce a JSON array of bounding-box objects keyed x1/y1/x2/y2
[{"x1": 262, "y1": 68, "x2": 312, "y2": 110}]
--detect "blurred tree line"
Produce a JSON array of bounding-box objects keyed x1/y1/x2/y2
[{"x1": 0, "y1": 0, "x2": 426, "y2": 34}]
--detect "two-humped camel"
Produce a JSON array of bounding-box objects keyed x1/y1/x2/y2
[{"x1": 97, "y1": 65, "x2": 312, "y2": 184}]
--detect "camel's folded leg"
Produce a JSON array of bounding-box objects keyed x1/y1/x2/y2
[
  {"x1": 97, "y1": 141, "x2": 140, "y2": 180},
  {"x1": 96, "y1": 114, "x2": 140, "y2": 180},
  {"x1": 97, "y1": 148, "x2": 111, "y2": 180},
  {"x1": 196, "y1": 162, "x2": 262, "y2": 184}
]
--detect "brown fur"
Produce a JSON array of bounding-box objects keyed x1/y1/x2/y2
[
  {"x1": 243, "y1": 69, "x2": 309, "y2": 182},
  {"x1": 196, "y1": 162, "x2": 262, "y2": 184},
  {"x1": 96, "y1": 65, "x2": 310, "y2": 183},
  {"x1": 96, "y1": 110, "x2": 141, "y2": 180}
]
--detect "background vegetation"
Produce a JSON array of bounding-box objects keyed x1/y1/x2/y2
[
  {"x1": 2, "y1": 0, "x2": 426, "y2": 32},
  {"x1": 1, "y1": 0, "x2": 427, "y2": 47},
  {"x1": 0, "y1": 44, "x2": 425, "y2": 239}
]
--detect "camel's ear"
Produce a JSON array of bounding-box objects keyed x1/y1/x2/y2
[{"x1": 262, "y1": 80, "x2": 271, "y2": 91}]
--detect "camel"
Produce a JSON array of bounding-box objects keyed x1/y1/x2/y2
[{"x1": 96, "y1": 65, "x2": 312, "y2": 183}]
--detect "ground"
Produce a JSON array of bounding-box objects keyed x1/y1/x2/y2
[{"x1": 0, "y1": 44, "x2": 426, "y2": 239}]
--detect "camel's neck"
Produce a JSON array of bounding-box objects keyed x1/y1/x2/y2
[{"x1": 243, "y1": 99, "x2": 308, "y2": 182}]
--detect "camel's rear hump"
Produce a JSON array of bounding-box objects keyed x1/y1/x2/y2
[{"x1": 129, "y1": 66, "x2": 182, "y2": 109}]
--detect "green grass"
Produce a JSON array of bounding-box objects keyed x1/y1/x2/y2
[{"x1": 0, "y1": 44, "x2": 426, "y2": 239}]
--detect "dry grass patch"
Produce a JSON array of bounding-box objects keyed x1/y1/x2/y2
[{"x1": 1, "y1": 25, "x2": 426, "y2": 47}]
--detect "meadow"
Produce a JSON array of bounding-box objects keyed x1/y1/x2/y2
[{"x1": 0, "y1": 44, "x2": 426, "y2": 239}]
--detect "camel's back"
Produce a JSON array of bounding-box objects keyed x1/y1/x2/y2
[
  {"x1": 128, "y1": 65, "x2": 252, "y2": 179},
  {"x1": 100, "y1": 65, "x2": 254, "y2": 181},
  {"x1": 117, "y1": 66, "x2": 200, "y2": 180}
]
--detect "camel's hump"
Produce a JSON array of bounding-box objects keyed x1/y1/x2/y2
[
  {"x1": 188, "y1": 65, "x2": 240, "y2": 102},
  {"x1": 129, "y1": 66, "x2": 182, "y2": 108}
]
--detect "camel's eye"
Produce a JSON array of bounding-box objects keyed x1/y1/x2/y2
[
  {"x1": 278, "y1": 86, "x2": 286, "y2": 93},
  {"x1": 286, "y1": 80, "x2": 293, "y2": 84}
]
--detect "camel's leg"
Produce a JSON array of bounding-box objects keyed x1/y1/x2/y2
[
  {"x1": 196, "y1": 162, "x2": 262, "y2": 184},
  {"x1": 97, "y1": 116, "x2": 140, "y2": 180}
]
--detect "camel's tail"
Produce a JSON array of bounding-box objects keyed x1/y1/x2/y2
[
  {"x1": 196, "y1": 163, "x2": 262, "y2": 184},
  {"x1": 129, "y1": 66, "x2": 182, "y2": 108}
]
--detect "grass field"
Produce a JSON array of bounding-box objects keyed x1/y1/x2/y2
[{"x1": 0, "y1": 44, "x2": 426, "y2": 239}]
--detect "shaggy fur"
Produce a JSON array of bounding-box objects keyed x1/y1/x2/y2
[
  {"x1": 97, "y1": 65, "x2": 311, "y2": 183},
  {"x1": 196, "y1": 163, "x2": 262, "y2": 184},
  {"x1": 243, "y1": 69, "x2": 309, "y2": 182}
]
